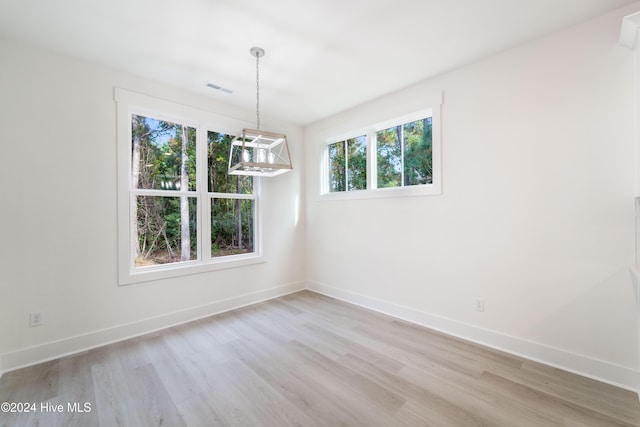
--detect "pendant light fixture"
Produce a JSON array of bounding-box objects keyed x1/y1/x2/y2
[{"x1": 228, "y1": 47, "x2": 293, "y2": 177}]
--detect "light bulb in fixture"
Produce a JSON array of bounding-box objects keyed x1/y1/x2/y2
[{"x1": 257, "y1": 148, "x2": 267, "y2": 163}]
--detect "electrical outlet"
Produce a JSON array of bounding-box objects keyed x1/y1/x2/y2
[
  {"x1": 29, "y1": 312, "x2": 43, "y2": 327},
  {"x1": 474, "y1": 298, "x2": 485, "y2": 312}
]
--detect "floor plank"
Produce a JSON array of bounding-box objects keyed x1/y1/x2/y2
[{"x1": 1, "y1": 290, "x2": 639, "y2": 426}]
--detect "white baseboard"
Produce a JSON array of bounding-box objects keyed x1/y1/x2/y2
[
  {"x1": 306, "y1": 281, "x2": 640, "y2": 396},
  {"x1": 0, "y1": 281, "x2": 305, "y2": 375},
  {"x1": 3, "y1": 279, "x2": 638, "y2": 398}
]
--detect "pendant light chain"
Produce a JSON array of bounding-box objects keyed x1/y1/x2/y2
[
  {"x1": 255, "y1": 51, "x2": 260, "y2": 131},
  {"x1": 227, "y1": 46, "x2": 292, "y2": 177}
]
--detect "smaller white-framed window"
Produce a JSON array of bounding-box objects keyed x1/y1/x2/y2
[{"x1": 321, "y1": 98, "x2": 442, "y2": 199}]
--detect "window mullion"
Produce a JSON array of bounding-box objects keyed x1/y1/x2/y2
[
  {"x1": 129, "y1": 192, "x2": 137, "y2": 273},
  {"x1": 368, "y1": 130, "x2": 377, "y2": 190},
  {"x1": 197, "y1": 126, "x2": 208, "y2": 262},
  {"x1": 253, "y1": 157, "x2": 259, "y2": 257},
  {"x1": 210, "y1": 192, "x2": 255, "y2": 200},
  {"x1": 130, "y1": 189, "x2": 196, "y2": 197},
  {"x1": 344, "y1": 140, "x2": 349, "y2": 191},
  {"x1": 399, "y1": 125, "x2": 405, "y2": 187}
]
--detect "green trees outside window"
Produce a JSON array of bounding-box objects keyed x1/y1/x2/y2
[
  {"x1": 377, "y1": 117, "x2": 432, "y2": 188},
  {"x1": 131, "y1": 115, "x2": 256, "y2": 268},
  {"x1": 132, "y1": 115, "x2": 197, "y2": 266},
  {"x1": 328, "y1": 135, "x2": 367, "y2": 192},
  {"x1": 327, "y1": 116, "x2": 432, "y2": 193},
  {"x1": 135, "y1": 196, "x2": 198, "y2": 266},
  {"x1": 207, "y1": 131, "x2": 254, "y2": 257}
]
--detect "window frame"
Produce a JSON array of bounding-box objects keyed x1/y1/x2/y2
[
  {"x1": 320, "y1": 98, "x2": 442, "y2": 200},
  {"x1": 116, "y1": 88, "x2": 264, "y2": 285}
]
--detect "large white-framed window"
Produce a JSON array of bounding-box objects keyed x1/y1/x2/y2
[
  {"x1": 116, "y1": 88, "x2": 263, "y2": 285},
  {"x1": 321, "y1": 95, "x2": 442, "y2": 199}
]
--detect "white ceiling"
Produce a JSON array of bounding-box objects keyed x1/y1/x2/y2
[{"x1": 0, "y1": 0, "x2": 635, "y2": 125}]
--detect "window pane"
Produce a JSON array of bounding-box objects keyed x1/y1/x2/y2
[
  {"x1": 347, "y1": 136, "x2": 367, "y2": 191},
  {"x1": 131, "y1": 115, "x2": 196, "y2": 191},
  {"x1": 135, "y1": 196, "x2": 198, "y2": 267},
  {"x1": 208, "y1": 131, "x2": 253, "y2": 194},
  {"x1": 403, "y1": 117, "x2": 433, "y2": 186},
  {"x1": 376, "y1": 126, "x2": 402, "y2": 188},
  {"x1": 211, "y1": 198, "x2": 255, "y2": 257},
  {"x1": 328, "y1": 141, "x2": 346, "y2": 192}
]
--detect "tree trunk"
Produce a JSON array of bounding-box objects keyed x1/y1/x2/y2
[
  {"x1": 237, "y1": 179, "x2": 243, "y2": 250},
  {"x1": 131, "y1": 115, "x2": 142, "y2": 258},
  {"x1": 180, "y1": 125, "x2": 190, "y2": 261}
]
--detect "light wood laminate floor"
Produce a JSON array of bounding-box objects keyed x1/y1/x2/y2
[{"x1": 1, "y1": 290, "x2": 639, "y2": 426}]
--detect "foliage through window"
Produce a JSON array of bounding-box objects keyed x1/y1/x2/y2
[
  {"x1": 116, "y1": 87, "x2": 264, "y2": 285},
  {"x1": 132, "y1": 116, "x2": 198, "y2": 266},
  {"x1": 324, "y1": 112, "x2": 436, "y2": 195},
  {"x1": 377, "y1": 117, "x2": 432, "y2": 188},
  {"x1": 207, "y1": 131, "x2": 255, "y2": 258},
  {"x1": 130, "y1": 115, "x2": 258, "y2": 270},
  {"x1": 327, "y1": 135, "x2": 366, "y2": 192}
]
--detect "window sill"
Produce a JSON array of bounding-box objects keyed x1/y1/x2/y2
[
  {"x1": 118, "y1": 254, "x2": 265, "y2": 286},
  {"x1": 319, "y1": 183, "x2": 441, "y2": 201}
]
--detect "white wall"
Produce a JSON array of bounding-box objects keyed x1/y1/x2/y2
[
  {"x1": 305, "y1": 4, "x2": 639, "y2": 390},
  {"x1": 0, "y1": 37, "x2": 305, "y2": 373}
]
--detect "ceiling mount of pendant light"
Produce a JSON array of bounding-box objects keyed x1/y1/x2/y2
[
  {"x1": 228, "y1": 47, "x2": 293, "y2": 177},
  {"x1": 249, "y1": 46, "x2": 264, "y2": 59}
]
